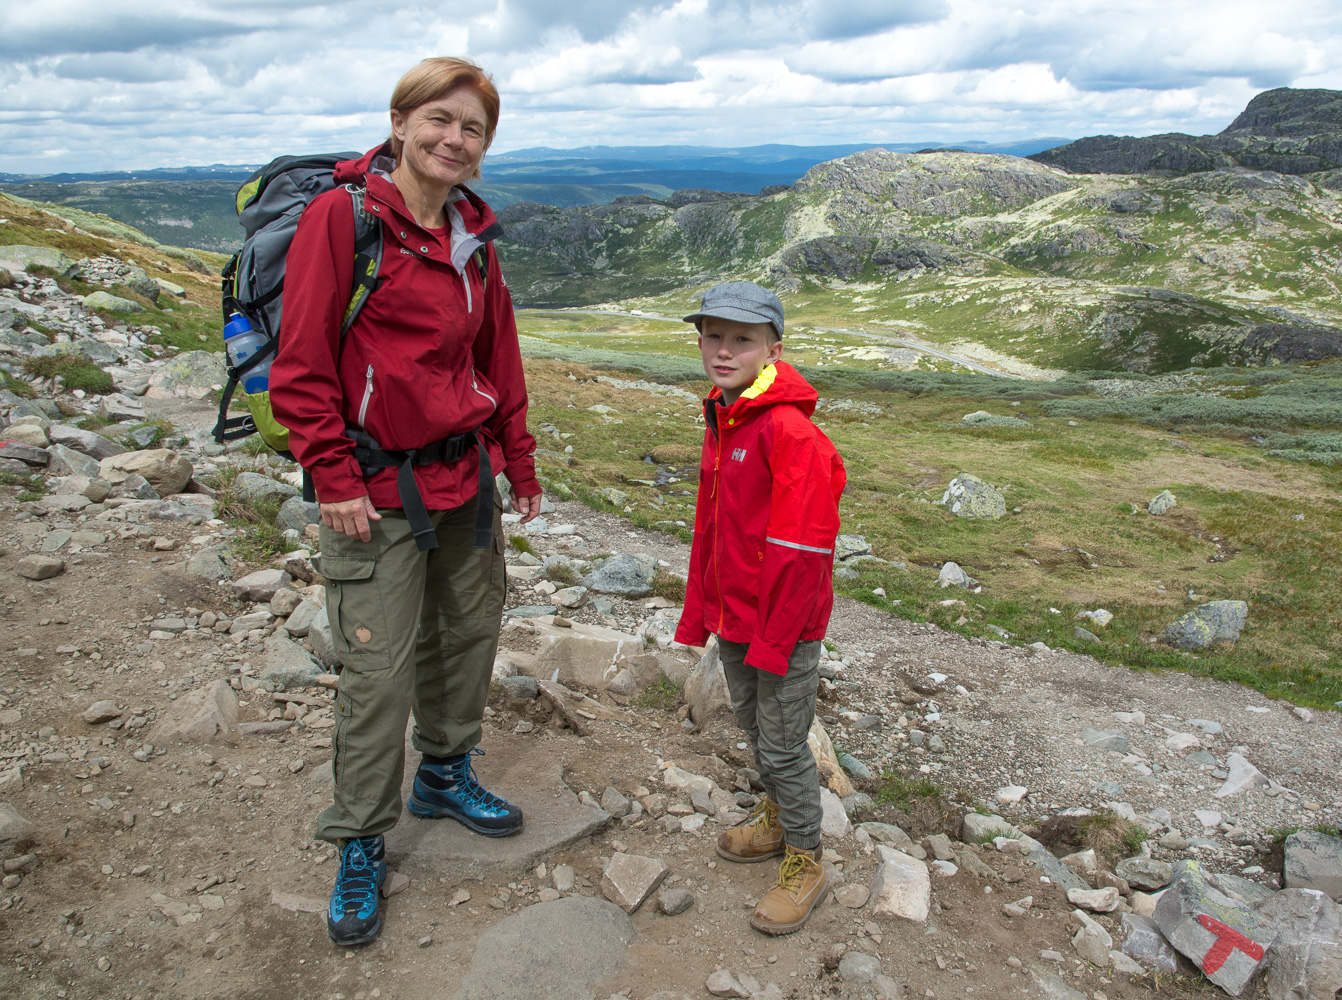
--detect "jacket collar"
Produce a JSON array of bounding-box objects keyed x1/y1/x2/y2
[
  {"x1": 336, "y1": 143, "x2": 505, "y2": 272},
  {"x1": 703, "y1": 362, "x2": 818, "y2": 435}
]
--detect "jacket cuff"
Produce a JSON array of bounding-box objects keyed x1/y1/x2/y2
[
  {"x1": 744, "y1": 635, "x2": 790, "y2": 675},
  {"x1": 507, "y1": 472, "x2": 542, "y2": 498},
  {"x1": 674, "y1": 619, "x2": 710, "y2": 648},
  {"x1": 309, "y1": 458, "x2": 367, "y2": 505}
]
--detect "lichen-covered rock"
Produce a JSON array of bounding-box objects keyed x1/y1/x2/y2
[
  {"x1": 940, "y1": 473, "x2": 1006, "y2": 519},
  {"x1": 1162, "y1": 600, "x2": 1248, "y2": 650},
  {"x1": 581, "y1": 553, "x2": 657, "y2": 596},
  {"x1": 232, "y1": 471, "x2": 299, "y2": 501},
  {"x1": 146, "y1": 350, "x2": 226, "y2": 393},
  {"x1": 0, "y1": 244, "x2": 77, "y2": 275},
  {"x1": 1148, "y1": 489, "x2": 1177, "y2": 515},
  {"x1": 962, "y1": 410, "x2": 1032, "y2": 427},
  {"x1": 84, "y1": 290, "x2": 144, "y2": 313}
]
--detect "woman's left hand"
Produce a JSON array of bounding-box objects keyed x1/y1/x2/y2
[{"x1": 513, "y1": 492, "x2": 544, "y2": 524}]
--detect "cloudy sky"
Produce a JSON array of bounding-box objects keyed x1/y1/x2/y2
[{"x1": 2, "y1": 0, "x2": 1340, "y2": 173}]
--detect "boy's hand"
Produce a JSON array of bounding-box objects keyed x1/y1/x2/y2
[{"x1": 513, "y1": 491, "x2": 544, "y2": 524}]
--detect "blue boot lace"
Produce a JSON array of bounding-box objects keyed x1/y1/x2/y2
[
  {"x1": 331, "y1": 835, "x2": 383, "y2": 922},
  {"x1": 447, "y1": 749, "x2": 511, "y2": 816}
]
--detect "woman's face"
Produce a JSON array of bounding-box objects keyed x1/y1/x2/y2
[{"x1": 390, "y1": 86, "x2": 490, "y2": 191}]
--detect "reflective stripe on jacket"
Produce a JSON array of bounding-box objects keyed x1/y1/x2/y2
[
  {"x1": 269, "y1": 143, "x2": 539, "y2": 508},
  {"x1": 673, "y1": 362, "x2": 846, "y2": 674}
]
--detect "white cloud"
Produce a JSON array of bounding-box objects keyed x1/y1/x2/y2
[{"x1": 0, "y1": 0, "x2": 1338, "y2": 172}]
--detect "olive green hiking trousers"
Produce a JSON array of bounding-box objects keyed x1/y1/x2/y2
[{"x1": 313, "y1": 494, "x2": 505, "y2": 843}]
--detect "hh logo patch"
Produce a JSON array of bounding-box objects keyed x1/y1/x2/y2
[{"x1": 730, "y1": 448, "x2": 747, "y2": 462}]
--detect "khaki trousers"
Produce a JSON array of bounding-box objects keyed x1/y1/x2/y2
[
  {"x1": 718, "y1": 638, "x2": 824, "y2": 851},
  {"x1": 313, "y1": 494, "x2": 505, "y2": 843}
]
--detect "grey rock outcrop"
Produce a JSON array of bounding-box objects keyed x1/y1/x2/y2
[{"x1": 1163, "y1": 600, "x2": 1249, "y2": 650}]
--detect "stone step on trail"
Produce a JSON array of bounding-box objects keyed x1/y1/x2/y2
[{"x1": 384, "y1": 731, "x2": 611, "y2": 879}]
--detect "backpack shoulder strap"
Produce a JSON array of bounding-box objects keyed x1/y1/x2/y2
[{"x1": 342, "y1": 185, "x2": 384, "y2": 334}]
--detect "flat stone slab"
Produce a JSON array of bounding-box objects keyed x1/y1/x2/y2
[
  {"x1": 386, "y1": 734, "x2": 610, "y2": 877},
  {"x1": 1285, "y1": 830, "x2": 1342, "y2": 900},
  {"x1": 1154, "y1": 859, "x2": 1275, "y2": 996},
  {"x1": 450, "y1": 896, "x2": 635, "y2": 1000}
]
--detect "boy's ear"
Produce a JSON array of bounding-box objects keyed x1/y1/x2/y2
[{"x1": 767, "y1": 336, "x2": 784, "y2": 364}]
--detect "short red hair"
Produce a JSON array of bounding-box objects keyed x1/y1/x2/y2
[{"x1": 388, "y1": 57, "x2": 500, "y2": 177}]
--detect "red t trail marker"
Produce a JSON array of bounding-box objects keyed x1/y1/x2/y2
[{"x1": 1195, "y1": 914, "x2": 1266, "y2": 974}]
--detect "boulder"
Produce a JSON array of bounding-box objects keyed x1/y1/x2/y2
[
  {"x1": 2, "y1": 245, "x2": 77, "y2": 275},
  {"x1": 307, "y1": 613, "x2": 341, "y2": 668},
  {"x1": 48, "y1": 424, "x2": 125, "y2": 460},
  {"x1": 109, "y1": 473, "x2": 158, "y2": 500},
  {"x1": 1284, "y1": 831, "x2": 1342, "y2": 900},
  {"x1": 940, "y1": 473, "x2": 1006, "y2": 519},
  {"x1": 277, "y1": 496, "x2": 321, "y2": 531},
  {"x1": 84, "y1": 291, "x2": 143, "y2": 313},
  {"x1": 46, "y1": 442, "x2": 101, "y2": 479},
  {"x1": 283, "y1": 599, "x2": 323, "y2": 638},
  {"x1": 1163, "y1": 599, "x2": 1249, "y2": 649},
  {"x1": 154, "y1": 679, "x2": 239, "y2": 744},
  {"x1": 1153, "y1": 859, "x2": 1276, "y2": 996},
  {"x1": 869, "y1": 849, "x2": 931, "y2": 921},
  {"x1": 1116, "y1": 857, "x2": 1173, "y2": 891},
  {"x1": 938, "y1": 561, "x2": 970, "y2": 588},
  {"x1": 1120, "y1": 912, "x2": 1178, "y2": 972},
  {"x1": 581, "y1": 553, "x2": 658, "y2": 596},
  {"x1": 834, "y1": 534, "x2": 871, "y2": 561},
  {"x1": 0, "y1": 803, "x2": 36, "y2": 853},
  {"x1": 232, "y1": 471, "x2": 299, "y2": 501},
  {"x1": 506, "y1": 618, "x2": 684, "y2": 693},
  {"x1": 231, "y1": 569, "x2": 292, "y2": 602},
  {"x1": 820, "y1": 787, "x2": 852, "y2": 838},
  {"x1": 99, "y1": 449, "x2": 193, "y2": 496},
  {"x1": 1072, "y1": 909, "x2": 1114, "y2": 966},
  {"x1": 98, "y1": 393, "x2": 146, "y2": 421},
  {"x1": 1216, "y1": 752, "x2": 1270, "y2": 798},
  {"x1": 146, "y1": 350, "x2": 226, "y2": 394},
  {"x1": 17, "y1": 554, "x2": 64, "y2": 580},
  {"x1": 259, "y1": 633, "x2": 324, "y2": 691},
  {"x1": 81, "y1": 700, "x2": 122, "y2": 724},
  {"x1": 1148, "y1": 490, "x2": 1177, "y2": 515},
  {"x1": 1255, "y1": 888, "x2": 1342, "y2": 1000},
  {"x1": 683, "y1": 641, "x2": 733, "y2": 724},
  {"x1": 187, "y1": 545, "x2": 232, "y2": 582},
  {"x1": 3, "y1": 422, "x2": 48, "y2": 447},
  {"x1": 809, "y1": 718, "x2": 854, "y2": 798},
  {"x1": 0, "y1": 441, "x2": 49, "y2": 467}
]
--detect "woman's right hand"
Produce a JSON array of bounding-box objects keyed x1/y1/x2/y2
[{"x1": 321, "y1": 495, "x2": 382, "y2": 541}]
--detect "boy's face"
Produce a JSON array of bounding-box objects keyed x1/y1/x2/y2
[{"x1": 698, "y1": 317, "x2": 782, "y2": 400}]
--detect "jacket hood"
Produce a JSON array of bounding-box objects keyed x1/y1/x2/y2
[
  {"x1": 334, "y1": 143, "x2": 503, "y2": 245},
  {"x1": 711, "y1": 362, "x2": 818, "y2": 418}
]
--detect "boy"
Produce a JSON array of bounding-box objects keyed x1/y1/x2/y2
[{"x1": 673, "y1": 281, "x2": 846, "y2": 936}]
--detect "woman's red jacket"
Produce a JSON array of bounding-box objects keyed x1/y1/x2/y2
[{"x1": 269, "y1": 144, "x2": 539, "y2": 509}]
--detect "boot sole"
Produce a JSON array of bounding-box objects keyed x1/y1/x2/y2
[
  {"x1": 715, "y1": 843, "x2": 785, "y2": 863},
  {"x1": 407, "y1": 795, "x2": 524, "y2": 838}
]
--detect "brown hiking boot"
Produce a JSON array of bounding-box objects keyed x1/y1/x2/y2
[
  {"x1": 749, "y1": 844, "x2": 827, "y2": 935},
  {"x1": 716, "y1": 796, "x2": 784, "y2": 863}
]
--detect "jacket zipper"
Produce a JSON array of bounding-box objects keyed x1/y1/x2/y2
[
  {"x1": 357, "y1": 365, "x2": 374, "y2": 427},
  {"x1": 471, "y1": 369, "x2": 497, "y2": 407},
  {"x1": 712, "y1": 414, "x2": 725, "y2": 633},
  {"x1": 461, "y1": 269, "x2": 472, "y2": 313}
]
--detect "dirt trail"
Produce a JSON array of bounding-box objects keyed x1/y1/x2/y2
[{"x1": 0, "y1": 398, "x2": 1338, "y2": 1000}]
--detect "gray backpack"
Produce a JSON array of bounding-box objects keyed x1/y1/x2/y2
[{"x1": 213, "y1": 152, "x2": 384, "y2": 448}]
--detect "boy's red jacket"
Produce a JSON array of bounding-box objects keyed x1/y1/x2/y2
[
  {"x1": 673, "y1": 362, "x2": 846, "y2": 674},
  {"x1": 269, "y1": 144, "x2": 539, "y2": 509}
]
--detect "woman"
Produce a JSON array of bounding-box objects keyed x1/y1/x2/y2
[{"x1": 269, "y1": 57, "x2": 541, "y2": 947}]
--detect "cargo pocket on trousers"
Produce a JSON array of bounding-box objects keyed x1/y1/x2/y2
[
  {"x1": 319, "y1": 556, "x2": 386, "y2": 659},
  {"x1": 775, "y1": 670, "x2": 818, "y2": 750}
]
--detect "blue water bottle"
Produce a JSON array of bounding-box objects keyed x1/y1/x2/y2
[{"x1": 223, "y1": 313, "x2": 271, "y2": 394}]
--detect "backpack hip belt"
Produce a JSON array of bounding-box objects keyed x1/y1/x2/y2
[{"x1": 344, "y1": 427, "x2": 493, "y2": 552}]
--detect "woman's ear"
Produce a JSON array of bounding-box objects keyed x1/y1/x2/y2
[{"x1": 389, "y1": 108, "x2": 406, "y2": 143}]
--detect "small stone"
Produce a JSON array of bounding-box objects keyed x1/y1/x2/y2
[
  {"x1": 657, "y1": 887, "x2": 695, "y2": 915},
  {"x1": 996, "y1": 784, "x2": 1027, "y2": 805},
  {"x1": 838, "y1": 951, "x2": 882, "y2": 983},
  {"x1": 868, "y1": 850, "x2": 930, "y2": 922},
  {"x1": 380, "y1": 872, "x2": 410, "y2": 898},
  {"x1": 705, "y1": 969, "x2": 750, "y2": 998},
  {"x1": 1147, "y1": 489, "x2": 1176, "y2": 515},
  {"x1": 552, "y1": 865, "x2": 576, "y2": 893},
  {"x1": 1071, "y1": 909, "x2": 1114, "y2": 966},
  {"x1": 600, "y1": 853, "x2": 668, "y2": 914},
  {"x1": 1119, "y1": 913, "x2": 1177, "y2": 973},
  {"x1": 17, "y1": 554, "x2": 64, "y2": 580},
  {"x1": 1115, "y1": 857, "x2": 1173, "y2": 891},
  {"x1": 1068, "y1": 887, "x2": 1121, "y2": 913},
  {"x1": 601, "y1": 786, "x2": 631, "y2": 819},
  {"x1": 81, "y1": 700, "x2": 122, "y2": 724},
  {"x1": 835, "y1": 884, "x2": 870, "y2": 908},
  {"x1": 1215, "y1": 753, "x2": 1269, "y2": 798}
]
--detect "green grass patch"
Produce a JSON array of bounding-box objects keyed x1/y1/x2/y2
[
  {"x1": 874, "y1": 772, "x2": 943, "y2": 808},
  {"x1": 650, "y1": 570, "x2": 687, "y2": 604},
  {"x1": 508, "y1": 534, "x2": 535, "y2": 555},
  {"x1": 21, "y1": 353, "x2": 115, "y2": 394},
  {"x1": 632, "y1": 677, "x2": 682, "y2": 711},
  {"x1": 214, "y1": 471, "x2": 295, "y2": 565},
  {"x1": 0, "y1": 371, "x2": 36, "y2": 398}
]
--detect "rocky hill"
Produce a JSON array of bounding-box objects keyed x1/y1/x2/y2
[
  {"x1": 497, "y1": 137, "x2": 1342, "y2": 373},
  {"x1": 1030, "y1": 88, "x2": 1342, "y2": 183}
]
